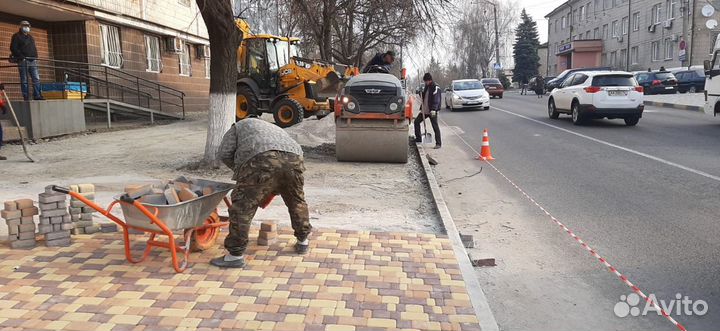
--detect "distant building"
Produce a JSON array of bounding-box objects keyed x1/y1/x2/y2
[
  {"x1": 545, "y1": 0, "x2": 716, "y2": 75},
  {"x1": 538, "y1": 43, "x2": 549, "y2": 76},
  {"x1": 0, "y1": 0, "x2": 210, "y2": 112}
]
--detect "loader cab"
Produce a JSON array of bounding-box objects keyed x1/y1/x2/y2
[{"x1": 238, "y1": 36, "x2": 298, "y2": 93}]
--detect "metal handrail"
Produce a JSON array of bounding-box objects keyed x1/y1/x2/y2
[{"x1": 0, "y1": 57, "x2": 185, "y2": 118}]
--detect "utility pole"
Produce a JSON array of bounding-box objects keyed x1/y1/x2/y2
[
  {"x1": 493, "y1": 4, "x2": 501, "y2": 78},
  {"x1": 626, "y1": 0, "x2": 631, "y2": 71}
]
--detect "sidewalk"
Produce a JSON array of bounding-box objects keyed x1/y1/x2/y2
[
  {"x1": 643, "y1": 93, "x2": 703, "y2": 111},
  {"x1": 0, "y1": 227, "x2": 480, "y2": 331}
]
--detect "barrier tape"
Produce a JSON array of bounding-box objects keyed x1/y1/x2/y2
[{"x1": 441, "y1": 118, "x2": 687, "y2": 331}]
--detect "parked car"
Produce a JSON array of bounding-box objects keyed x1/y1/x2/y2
[
  {"x1": 547, "y1": 71, "x2": 644, "y2": 126},
  {"x1": 480, "y1": 78, "x2": 504, "y2": 98},
  {"x1": 675, "y1": 69, "x2": 706, "y2": 93},
  {"x1": 545, "y1": 67, "x2": 612, "y2": 92},
  {"x1": 634, "y1": 71, "x2": 678, "y2": 95},
  {"x1": 444, "y1": 79, "x2": 490, "y2": 111}
]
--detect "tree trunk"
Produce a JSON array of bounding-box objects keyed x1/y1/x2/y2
[{"x1": 197, "y1": 0, "x2": 242, "y2": 167}]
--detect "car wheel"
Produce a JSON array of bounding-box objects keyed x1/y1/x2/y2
[
  {"x1": 689, "y1": 86, "x2": 697, "y2": 93},
  {"x1": 624, "y1": 116, "x2": 640, "y2": 126},
  {"x1": 499, "y1": 94, "x2": 503, "y2": 99},
  {"x1": 548, "y1": 99, "x2": 560, "y2": 119},
  {"x1": 571, "y1": 102, "x2": 585, "y2": 125}
]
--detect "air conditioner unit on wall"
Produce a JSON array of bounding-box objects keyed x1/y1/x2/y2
[
  {"x1": 165, "y1": 36, "x2": 182, "y2": 53},
  {"x1": 648, "y1": 24, "x2": 656, "y2": 32},
  {"x1": 196, "y1": 45, "x2": 210, "y2": 59},
  {"x1": 663, "y1": 20, "x2": 672, "y2": 29}
]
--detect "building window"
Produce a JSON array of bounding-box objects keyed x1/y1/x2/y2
[
  {"x1": 619, "y1": 49, "x2": 626, "y2": 68},
  {"x1": 652, "y1": 4, "x2": 662, "y2": 24},
  {"x1": 632, "y1": 12, "x2": 640, "y2": 31},
  {"x1": 144, "y1": 35, "x2": 161, "y2": 73},
  {"x1": 664, "y1": 38, "x2": 673, "y2": 59},
  {"x1": 573, "y1": 10, "x2": 578, "y2": 24},
  {"x1": 612, "y1": 20, "x2": 619, "y2": 37},
  {"x1": 179, "y1": 43, "x2": 191, "y2": 76},
  {"x1": 205, "y1": 58, "x2": 210, "y2": 79},
  {"x1": 604, "y1": 0, "x2": 610, "y2": 9},
  {"x1": 631, "y1": 46, "x2": 639, "y2": 64},
  {"x1": 651, "y1": 41, "x2": 661, "y2": 61},
  {"x1": 603, "y1": 24, "x2": 608, "y2": 40},
  {"x1": 562, "y1": 16, "x2": 567, "y2": 29},
  {"x1": 580, "y1": 6, "x2": 586, "y2": 21},
  {"x1": 666, "y1": 0, "x2": 676, "y2": 20},
  {"x1": 622, "y1": 17, "x2": 628, "y2": 35},
  {"x1": 99, "y1": 24, "x2": 122, "y2": 68},
  {"x1": 567, "y1": 13, "x2": 571, "y2": 27},
  {"x1": 610, "y1": 51, "x2": 617, "y2": 67},
  {"x1": 178, "y1": 0, "x2": 191, "y2": 6},
  {"x1": 594, "y1": 27, "x2": 599, "y2": 39}
]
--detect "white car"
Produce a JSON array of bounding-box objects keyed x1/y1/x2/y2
[
  {"x1": 547, "y1": 71, "x2": 644, "y2": 126},
  {"x1": 444, "y1": 79, "x2": 490, "y2": 111}
]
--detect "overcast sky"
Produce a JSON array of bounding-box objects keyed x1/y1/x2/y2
[{"x1": 521, "y1": 0, "x2": 567, "y2": 43}]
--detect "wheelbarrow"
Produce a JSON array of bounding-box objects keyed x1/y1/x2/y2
[{"x1": 51, "y1": 179, "x2": 235, "y2": 273}]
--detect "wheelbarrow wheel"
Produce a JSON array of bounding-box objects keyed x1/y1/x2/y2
[{"x1": 190, "y1": 211, "x2": 221, "y2": 252}]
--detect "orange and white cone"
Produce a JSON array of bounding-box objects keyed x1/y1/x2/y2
[{"x1": 477, "y1": 129, "x2": 495, "y2": 160}]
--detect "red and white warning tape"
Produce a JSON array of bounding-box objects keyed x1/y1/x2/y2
[{"x1": 443, "y1": 120, "x2": 687, "y2": 331}]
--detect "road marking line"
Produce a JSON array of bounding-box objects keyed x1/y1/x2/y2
[
  {"x1": 439, "y1": 117, "x2": 688, "y2": 331},
  {"x1": 489, "y1": 105, "x2": 720, "y2": 183}
]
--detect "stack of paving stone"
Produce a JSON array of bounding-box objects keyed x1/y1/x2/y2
[
  {"x1": 257, "y1": 220, "x2": 278, "y2": 246},
  {"x1": 68, "y1": 184, "x2": 99, "y2": 234},
  {"x1": 2, "y1": 199, "x2": 38, "y2": 249},
  {"x1": 38, "y1": 187, "x2": 73, "y2": 247}
]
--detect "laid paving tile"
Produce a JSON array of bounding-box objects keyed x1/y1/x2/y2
[{"x1": 0, "y1": 228, "x2": 481, "y2": 330}]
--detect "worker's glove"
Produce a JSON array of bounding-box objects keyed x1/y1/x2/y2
[{"x1": 430, "y1": 111, "x2": 437, "y2": 118}]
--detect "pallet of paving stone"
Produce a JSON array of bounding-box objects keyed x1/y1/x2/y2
[
  {"x1": 2, "y1": 198, "x2": 38, "y2": 249},
  {"x1": 68, "y1": 184, "x2": 99, "y2": 235},
  {"x1": 39, "y1": 186, "x2": 72, "y2": 247}
]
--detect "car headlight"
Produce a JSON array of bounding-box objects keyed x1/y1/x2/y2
[
  {"x1": 389, "y1": 102, "x2": 398, "y2": 111},
  {"x1": 347, "y1": 101, "x2": 356, "y2": 110},
  {"x1": 452, "y1": 94, "x2": 462, "y2": 100}
]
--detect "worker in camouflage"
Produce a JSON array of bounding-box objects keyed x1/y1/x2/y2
[{"x1": 211, "y1": 117, "x2": 311, "y2": 268}]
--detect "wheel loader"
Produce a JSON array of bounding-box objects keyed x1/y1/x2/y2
[
  {"x1": 333, "y1": 66, "x2": 413, "y2": 163},
  {"x1": 235, "y1": 19, "x2": 357, "y2": 127}
]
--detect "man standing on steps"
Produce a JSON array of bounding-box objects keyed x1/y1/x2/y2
[
  {"x1": 212, "y1": 116, "x2": 312, "y2": 268},
  {"x1": 414, "y1": 72, "x2": 442, "y2": 149},
  {"x1": 10, "y1": 20, "x2": 43, "y2": 101}
]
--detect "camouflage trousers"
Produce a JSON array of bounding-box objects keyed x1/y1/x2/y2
[{"x1": 225, "y1": 151, "x2": 311, "y2": 256}]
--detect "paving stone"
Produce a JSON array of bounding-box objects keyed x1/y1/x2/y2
[
  {"x1": 460, "y1": 234, "x2": 474, "y2": 249},
  {"x1": 15, "y1": 198, "x2": 34, "y2": 209},
  {"x1": 257, "y1": 238, "x2": 277, "y2": 246},
  {"x1": 259, "y1": 231, "x2": 278, "y2": 241},
  {"x1": 78, "y1": 184, "x2": 95, "y2": 193},
  {"x1": 18, "y1": 223, "x2": 35, "y2": 233},
  {"x1": 50, "y1": 217, "x2": 63, "y2": 224},
  {"x1": 53, "y1": 224, "x2": 63, "y2": 231},
  {"x1": 75, "y1": 221, "x2": 94, "y2": 227},
  {"x1": 178, "y1": 188, "x2": 198, "y2": 202},
  {"x1": 84, "y1": 226, "x2": 100, "y2": 234},
  {"x1": 39, "y1": 202, "x2": 57, "y2": 211},
  {"x1": 9, "y1": 238, "x2": 36, "y2": 249},
  {"x1": 69, "y1": 207, "x2": 82, "y2": 214},
  {"x1": 81, "y1": 213, "x2": 94, "y2": 221},
  {"x1": 37, "y1": 224, "x2": 53, "y2": 234},
  {"x1": 260, "y1": 220, "x2": 278, "y2": 232},
  {"x1": 1, "y1": 209, "x2": 22, "y2": 219},
  {"x1": 70, "y1": 213, "x2": 81, "y2": 221},
  {"x1": 100, "y1": 223, "x2": 118, "y2": 233},
  {"x1": 62, "y1": 215, "x2": 72, "y2": 223},
  {"x1": 45, "y1": 230, "x2": 71, "y2": 240},
  {"x1": 69, "y1": 184, "x2": 80, "y2": 193},
  {"x1": 38, "y1": 193, "x2": 66, "y2": 204},
  {"x1": 7, "y1": 219, "x2": 20, "y2": 235},
  {"x1": 468, "y1": 252, "x2": 496, "y2": 267},
  {"x1": 139, "y1": 194, "x2": 167, "y2": 205},
  {"x1": 38, "y1": 217, "x2": 51, "y2": 225},
  {"x1": 45, "y1": 237, "x2": 72, "y2": 247},
  {"x1": 41, "y1": 209, "x2": 67, "y2": 217},
  {"x1": 81, "y1": 206, "x2": 95, "y2": 213},
  {"x1": 70, "y1": 200, "x2": 87, "y2": 208},
  {"x1": 72, "y1": 227, "x2": 86, "y2": 235},
  {"x1": 17, "y1": 231, "x2": 36, "y2": 240},
  {"x1": 61, "y1": 223, "x2": 75, "y2": 231},
  {"x1": 21, "y1": 206, "x2": 39, "y2": 217},
  {"x1": 3, "y1": 201, "x2": 18, "y2": 211},
  {"x1": 20, "y1": 216, "x2": 34, "y2": 224},
  {"x1": 164, "y1": 188, "x2": 180, "y2": 205},
  {"x1": 56, "y1": 201, "x2": 68, "y2": 209}
]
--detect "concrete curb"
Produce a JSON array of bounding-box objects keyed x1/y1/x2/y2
[
  {"x1": 416, "y1": 144, "x2": 500, "y2": 331},
  {"x1": 643, "y1": 100, "x2": 703, "y2": 112}
]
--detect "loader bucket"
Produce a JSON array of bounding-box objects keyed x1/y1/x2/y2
[
  {"x1": 317, "y1": 71, "x2": 341, "y2": 97},
  {"x1": 335, "y1": 118, "x2": 409, "y2": 163}
]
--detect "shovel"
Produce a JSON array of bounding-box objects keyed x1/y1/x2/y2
[{"x1": 0, "y1": 84, "x2": 35, "y2": 162}]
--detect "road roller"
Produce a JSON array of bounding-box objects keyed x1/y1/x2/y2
[{"x1": 334, "y1": 67, "x2": 413, "y2": 163}]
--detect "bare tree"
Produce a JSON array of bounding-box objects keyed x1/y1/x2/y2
[{"x1": 196, "y1": 0, "x2": 242, "y2": 167}]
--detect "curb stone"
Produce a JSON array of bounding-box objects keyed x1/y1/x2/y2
[
  {"x1": 415, "y1": 143, "x2": 500, "y2": 331},
  {"x1": 643, "y1": 100, "x2": 703, "y2": 112}
]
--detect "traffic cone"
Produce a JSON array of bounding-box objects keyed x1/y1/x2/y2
[{"x1": 477, "y1": 129, "x2": 495, "y2": 160}]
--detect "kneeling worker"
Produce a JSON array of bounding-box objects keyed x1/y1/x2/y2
[{"x1": 211, "y1": 117, "x2": 312, "y2": 268}]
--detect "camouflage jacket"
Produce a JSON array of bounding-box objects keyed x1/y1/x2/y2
[{"x1": 217, "y1": 118, "x2": 303, "y2": 179}]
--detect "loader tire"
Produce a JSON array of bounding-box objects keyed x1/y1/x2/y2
[
  {"x1": 272, "y1": 98, "x2": 304, "y2": 128},
  {"x1": 236, "y1": 85, "x2": 259, "y2": 122}
]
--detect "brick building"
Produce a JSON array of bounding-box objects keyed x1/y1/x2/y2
[
  {"x1": 0, "y1": 0, "x2": 210, "y2": 112},
  {"x1": 544, "y1": 0, "x2": 717, "y2": 75}
]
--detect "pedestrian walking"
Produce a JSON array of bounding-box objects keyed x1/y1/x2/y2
[
  {"x1": 520, "y1": 77, "x2": 528, "y2": 95},
  {"x1": 10, "y1": 20, "x2": 42, "y2": 101},
  {"x1": 534, "y1": 74, "x2": 545, "y2": 98},
  {"x1": 414, "y1": 73, "x2": 442, "y2": 149},
  {"x1": 212, "y1": 117, "x2": 312, "y2": 268}
]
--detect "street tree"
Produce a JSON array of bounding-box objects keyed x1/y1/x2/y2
[
  {"x1": 196, "y1": 0, "x2": 243, "y2": 167},
  {"x1": 512, "y1": 9, "x2": 540, "y2": 84}
]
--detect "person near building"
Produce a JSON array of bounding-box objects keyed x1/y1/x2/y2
[
  {"x1": 414, "y1": 73, "x2": 442, "y2": 149},
  {"x1": 534, "y1": 74, "x2": 545, "y2": 98},
  {"x1": 211, "y1": 117, "x2": 312, "y2": 268},
  {"x1": 520, "y1": 77, "x2": 529, "y2": 95},
  {"x1": 10, "y1": 20, "x2": 43, "y2": 101}
]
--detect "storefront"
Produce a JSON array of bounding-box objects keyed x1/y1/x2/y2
[{"x1": 555, "y1": 40, "x2": 603, "y2": 73}]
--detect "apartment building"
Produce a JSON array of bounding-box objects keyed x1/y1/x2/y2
[
  {"x1": 545, "y1": 0, "x2": 716, "y2": 76},
  {"x1": 0, "y1": 0, "x2": 210, "y2": 112}
]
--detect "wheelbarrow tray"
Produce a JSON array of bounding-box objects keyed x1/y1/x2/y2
[{"x1": 114, "y1": 179, "x2": 234, "y2": 232}]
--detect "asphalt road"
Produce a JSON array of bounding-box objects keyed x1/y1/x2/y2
[{"x1": 434, "y1": 92, "x2": 720, "y2": 331}]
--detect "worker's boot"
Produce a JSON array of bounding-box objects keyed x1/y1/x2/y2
[
  {"x1": 295, "y1": 239, "x2": 309, "y2": 255},
  {"x1": 210, "y1": 254, "x2": 246, "y2": 268}
]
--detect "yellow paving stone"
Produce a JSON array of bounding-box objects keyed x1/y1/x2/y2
[
  {"x1": 382, "y1": 296, "x2": 400, "y2": 304},
  {"x1": 308, "y1": 299, "x2": 337, "y2": 308},
  {"x1": 327, "y1": 324, "x2": 355, "y2": 331},
  {"x1": 367, "y1": 318, "x2": 397, "y2": 328},
  {"x1": 61, "y1": 312, "x2": 93, "y2": 322},
  {"x1": 235, "y1": 311, "x2": 257, "y2": 320},
  {"x1": 104, "y1": 305, "x2": 129, "y2": 315},
  {"x1": 0, "y1": 308, "x2": 28, "y2": 318},
  {"x1": 334, "y1": 308, "x2": 354, "y2": 317},
  {"x1": 72, "y1": 297, "x2": 104, "y2": 305},
  {"x1": 448, "y1": 314, "x2": 479, "y2": 323},
  {"x1": 401, "y1": 311, "x2": 430, "y2": 321},
  {"x1": 222, "y1": 303, "x2": 238, "y2": 311},
  {"x1": 144, "y1": 285, "x2": 174, "y2": 292},
  {"x1": 159, "y1": 308, "x2": 190, "y2": 317},
  {"x1": 44, "y1": 321, "x2": 70, "y2": 330},
  {"x1": 237, "y1": 296, "x2": 257, "y2": 304},
  {"x1": 114, "y1": 291, "x2": 145, "y2": 299},
  {"x1": 387, "y1": 303, "x2": 397, "y2": 312},
  {"x1": 178, "y1": 317, "x2": 201, "y2": 328},
  {"x1": 327, "y1": 286, "x2": 353, "y2": 294},
  {"x1": 108, "y1": 314, "x2": 143, "y2": 325},
  {"x1": 301, "y1": 285, "x2": 319, "y2": 292},
  {"x1": 405, "y1": 304, "x2": 425, "y2": 312},
  {"x1": 284, "y1": 313, "x2": 305, "y2": 323},
  {"x1": 258, "y1": 320, "x2": 276, "y2": 330},
  {"x1": 126, "y1": 299, "x2": 155, "y2": 308},
  {"x1": 204, "y1": 287, "x2": 233, "y2": 295}
]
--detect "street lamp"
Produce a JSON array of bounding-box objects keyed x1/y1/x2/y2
[{"x1": 475, "y1": 0, "x2": 501, "y2": 77}]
